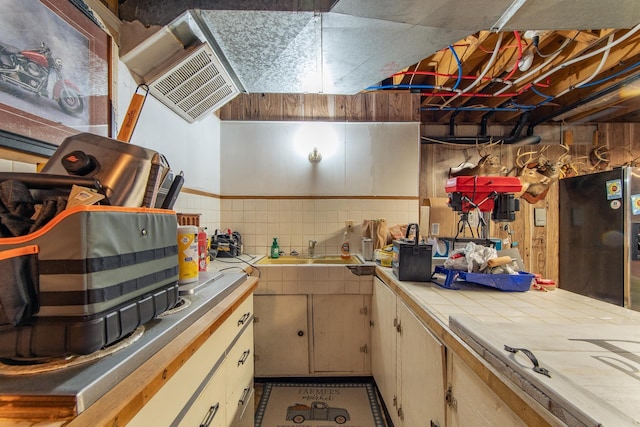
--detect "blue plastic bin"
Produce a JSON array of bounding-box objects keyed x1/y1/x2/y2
[{"x1": 431, "y1": 265, "x2": 534, "y2": 292}]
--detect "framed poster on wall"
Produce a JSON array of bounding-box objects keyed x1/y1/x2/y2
[{"x1": 0, "y1": 0, "x2": 110, "y2": 147}]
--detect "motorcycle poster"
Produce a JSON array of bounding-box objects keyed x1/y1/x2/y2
[{"x1": 0, "y1": 0, "x2": 109, "y2": 144}]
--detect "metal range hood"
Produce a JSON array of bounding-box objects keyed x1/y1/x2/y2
[{"x1": 119, "y1": 11, "x2": 244, "y2": 123}]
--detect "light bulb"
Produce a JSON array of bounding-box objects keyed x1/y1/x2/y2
[{"x1": 308, "y1": 147, "x2": 322, "y2": 163}]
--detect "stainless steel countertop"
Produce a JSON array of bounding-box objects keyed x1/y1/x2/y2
[{"x1": 0, "y1": 271, "x2": 248, "y2": 414}]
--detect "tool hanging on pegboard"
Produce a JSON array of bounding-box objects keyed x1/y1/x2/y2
[{"x1": 117, "y1": 84, "x2": 148, "y2": 143}]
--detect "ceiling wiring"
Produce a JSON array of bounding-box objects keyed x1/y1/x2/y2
[
  {"x1": 557, "y1": 33, "x2": 615, "y2": 97},
  {"x1": 493, "y1": 32, "x2": 578, "y2": 95},
  {"x1": 530, "y1": 23, "x2": 640, "y2": 89},
  {"x1": 439, "y1": 32, "x2": 505, "y2": 108},
  {"x1": 372, "y1": 25, "x2": 640, "y2": 130},
  {"x1": 448, "y1": 44, "x2": 464, "y2": 91}
]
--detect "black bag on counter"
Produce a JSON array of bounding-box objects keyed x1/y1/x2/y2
[{"x1": 392, "y1": 223, "x2": 433, "y2": 282}]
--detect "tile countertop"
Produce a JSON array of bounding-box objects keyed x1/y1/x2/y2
[{"x1": 375, "y1": 267, "x2": 640, "y2": 427}]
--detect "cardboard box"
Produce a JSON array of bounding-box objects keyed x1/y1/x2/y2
[{"x1": 420, "y1": 198, "x2": 459, "y2": 238}]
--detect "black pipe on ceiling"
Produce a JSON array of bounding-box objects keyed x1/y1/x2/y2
[
  {"x1": 420, "y1": 135, "x2": 541, "y2": 145},
  {"x1": 526, "y1": 72, "x2": 640, "y2": 135},
  {"x1": 480, "y1": 112, "x2": 495, "y2": 137},
  {"x1": 423, "y1": 110, "x2": 537, "y2": 145},
  {"x1": 510, "y1": 111, "x2": 529, "y2": 137}
]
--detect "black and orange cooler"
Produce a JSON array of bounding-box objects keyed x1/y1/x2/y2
[{"x1": 0, "y1": 206, "x2": 179, "y2": 358}]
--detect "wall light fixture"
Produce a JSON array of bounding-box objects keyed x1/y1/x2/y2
[
  {"x1": 294, "y1": 122, "x2": 338, "y2": 162},
  {"x1": 308, "y1": 147, "x2": 322, "y2": 163}
]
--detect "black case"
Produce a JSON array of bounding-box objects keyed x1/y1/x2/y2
[{"x1": 392, "y1": 223, "x2": 433, "y2": 282}]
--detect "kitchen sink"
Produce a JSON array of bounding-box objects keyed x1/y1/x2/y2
[{"x1": 255, "y1": 255, "x2": 363, "y2": 265}]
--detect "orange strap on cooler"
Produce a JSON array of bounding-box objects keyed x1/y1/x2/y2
[
  {"x1": 117, "y1": 84, "x2": 149, "y2": 143},
  {"x1": 0, "y1": 245, "x2": 39, "y2": 260}
]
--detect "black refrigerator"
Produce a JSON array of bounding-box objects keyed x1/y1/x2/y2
[{"x1": 559, "y1": 167, "x2": 640, "y2": 311}]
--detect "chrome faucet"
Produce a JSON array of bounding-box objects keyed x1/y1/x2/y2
[{"x1": 308, "y1": 240, "x2": 317, "y2": 258}]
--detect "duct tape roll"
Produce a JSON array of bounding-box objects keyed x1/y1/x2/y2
[
  {"x1": 177, "y1": 225, "x2": 199, "y2": 284},
  {"x1": 432, "y1": 238, "x2": 450, "y2": 257}
]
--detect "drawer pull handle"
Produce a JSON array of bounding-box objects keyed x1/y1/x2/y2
[
  {"x1": 237, "y1": 312, "x2": 251, "y2": 326},
  {"x1": 238, "y1": 387, "x2": 251, "y2": 405},
  {"x1": 238, "y1": 349, "x2": 251, "y2": 366},
  {"x1": 200, "y1": 402, "x2": 219, "y2": 427}
]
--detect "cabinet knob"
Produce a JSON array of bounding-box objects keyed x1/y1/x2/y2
[{"x1": 297, "y1": 330, "x2": 305, "y2": 337}]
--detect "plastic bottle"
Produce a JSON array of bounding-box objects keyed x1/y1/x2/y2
[
  {"x1": 341, "y1": 231, "x2": 350, "y2": 259},
  {"x1": 270, "y1": 237, "x2": 280, "y2": 259}
]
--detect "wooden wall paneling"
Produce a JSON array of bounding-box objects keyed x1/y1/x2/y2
[
  {"x1": 219, "y1": 92, "x2": 419, "y2": 122},
  {"x1": 410, "y1": 93, "x2": 421, "y2": 122},
  {"x1": 218, "y1": 94, "x2": 244, "y2": 120},
  {"x1": 530, "y1": 198, "x2": 548, "y2": 277},
  {"x1": 333, "y1": 95, "x2": 348, "y2": 121},
  {"x1": 374, "y1": 92, "x2": 390, "y2": 122},
  {"x1": 346, "y1": 93, "x2": 364, "y2": 122},
  {"x1": 302, "y1": 94, "x2": 328, "y2": 119},
  {"x1": 283, "y1": 94, "x2": 304, "y2": 120},
  {"x1": 256, "y1": 92, "x2": 282, "y2": 120},
  {"x1": 242, "y1": 93, "x2": 262, "y2": 120},
  {"x1": 546, "y1": 184, "x2": 560, "y2": 283},
  {"x1": 315, "y1": 93, "x2": 330, "y2": 119},
  {"x1": 388, "y1": 92, "x2": 404, "y2": 121},
  {"x1": 363, "y1": 93, "x2": 375, "y2": 121},
  {"x1": 302, "y1": 93, "x2": 314, "y2": 119},
  {"x1": 419, "y1": 144, "x2": 432, "y2": 205}
]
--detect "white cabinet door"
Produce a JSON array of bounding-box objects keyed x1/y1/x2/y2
[
  {"x1": 447, "y1": 353, "x2": 527, "y2": 427},
  {"x1": 312, "y1": 294, "x2": 371, "y2": 373},
  {"x1": 254, "y1": 295, "x2": 309, "y2": 376},
  {"x1": 397, "y1": 300, "x2": 445, "y2": 427},
  {"x1": 371, "y1": 277, "x2": 399, "y2": 426}
]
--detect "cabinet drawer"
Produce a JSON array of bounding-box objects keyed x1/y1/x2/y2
[
  {"x1": 178, "y1": 363, "x2": 227, "y2": 427},
  {"x1": 127, "y1": 323, "x2": 228, "y2": 426},
  {"x1": 226, "y1": 321, "x2": 254, "y2": 402},
  {"x1": 229, "y1": 294, "x2": 253, "y2": 339},
  {"x1": 228, "y1": 383, "x2": 254, "y2": 427}
]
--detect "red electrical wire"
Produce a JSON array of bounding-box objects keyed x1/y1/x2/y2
[
  {"x1": 421, "y1": 92, "x2": 522, "y2": 98},
  {"x1": 396, "y1": 32, "x2": 526, "y2": 87},
  {"x1": 501, "y1": 31, "x2": 523, "y2": 82},
  {"x1": 419, "y1": 81, "x2": 551, "y2": 99},
  {"x1": 392, "y1": 70, "x2": 496, "y2": 81}
]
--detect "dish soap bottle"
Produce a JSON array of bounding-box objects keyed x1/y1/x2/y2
[
  {"x1": 340, "y1": 231, "x2": 350, "y2": 259},
  {"x1": 270, "y1": 237, "x2": 280, "y2": 259}
]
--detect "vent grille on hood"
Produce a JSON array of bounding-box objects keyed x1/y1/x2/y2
[{"x1": 147, "y1": 43, "x2": 240, "y2": 123}]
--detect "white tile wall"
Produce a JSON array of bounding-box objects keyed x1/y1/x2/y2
[
  {"x1": 221, "y1": 198, "x2": 419, "y2": 256},
  {"x1": 173, "y1": 192, "x2": 221, "y2": 233},
  {"x1": 0, "y1": 160, "x2": 37, "y2": 173}
]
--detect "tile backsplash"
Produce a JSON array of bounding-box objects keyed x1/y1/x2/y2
[
  {"x1": 173, "y1": 192, "x2": 221, "y2": 232},
  {"x1": 220, "y1": 198, "x2": 419, "y2": 256},
  {"x1": 0, "y1": 159, "x2": 37, "y2": 173}
]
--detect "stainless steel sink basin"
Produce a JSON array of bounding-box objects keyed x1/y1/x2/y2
[{"x1": 255, "y1": 255, "x2": 363, "y2": 265}]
